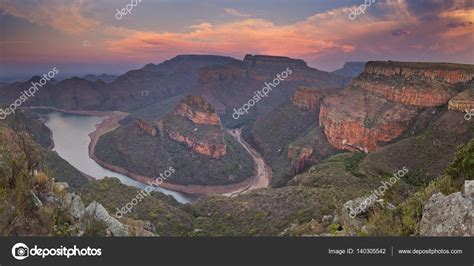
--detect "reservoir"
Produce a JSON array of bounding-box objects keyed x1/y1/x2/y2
[{"x1": 43, "y1": 111, "x2": 194, "y2": 204}]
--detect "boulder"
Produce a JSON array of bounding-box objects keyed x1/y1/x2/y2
[
  {"x1": 419, "y1": 180, "x2": 473, "y2": 236},
  {"x1": 85, "y1": 201, "x2": 130, "y2": 237}
]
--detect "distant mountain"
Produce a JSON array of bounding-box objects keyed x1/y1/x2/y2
[
  {"x1": 197, "y1": 54, "x2": 345, "y2": 127},
  {"x1": 0, "y1": 55, "x2": 236, "y2": 111},
  {"x1": 332, "y1": 61, "x2": 366, "y2": 78},
  {"x1": 82, "y1": 73, "x2": 118, "y2": 83}
]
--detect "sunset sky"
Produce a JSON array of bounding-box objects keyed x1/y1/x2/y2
[{"x1": 0, "y1": 0, "x2": 473, "y2": 80}]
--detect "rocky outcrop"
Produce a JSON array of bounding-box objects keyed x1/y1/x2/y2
[
  {"x1": 168, "y1": 130, "x2": 227, "y2": 159},
  {"x1": 420, "y1": 180, "x2": 473, "y2": 236},
  {"x1": 198, "y1": 54, "x2": 345, "y2": 118},
  {"x1": 243, "y1": 54, "x2": 307, "y2": 69},
  {"x1": 364, "y1": 61, "x2": 474, "y2": 84},
  {"x1": 350, "y1": 62, "x2": 474, "y2": 107},
  {"x1": 173, "y1": 95, "x2": 221, "y2": 125},
  {"x1": 135, "y1": 119, "x2": 157, "y2": 136},
  {"x1": 332, "y1": 62, "x2": 366, "y2": 79},
  {"x1": 85, "y1": 201, "x2": 131, "y2": 237},
  {"x1": 163, "y1": 95, "x2": 227, "y2": 159},
  {"x1": 320, "y1": 88, "x2": 418, "y2": 152},
  {"x1": 287, "y1": 146, "x2": 313, "y2": 174},
  {"x1": 291, "y1": 87, "x2": 324, "y2": 111},
  {"x1": 448, "y1": 88, "x2": 474, "y2": 112},
  {"x1": 62, "y1": 192, "x2": 85, "y2": 220}
]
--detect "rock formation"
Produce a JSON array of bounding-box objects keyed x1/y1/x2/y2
[
  {"x1": 163, "y1": 95, "x2": 227, "y2": 159},
  {"x1": 320, "y1": 88, "x2": 418, "y2": 152},
  {"x1": 85, "y1": 201, "x2": 131, "y2": 237},
  {"x1": 173, "y1": 95, "x2": 221, "y2": 125},
  {"x1": 448, "y1": 88, "x2": 474, "y2": 112},
  {"x1": 318, "y1": 61, "x2": 474, "y2": 152},
  {"x1": 420, "y1": 180, "x2": 473, "y2": 236},
  {"x1": 198, "y1": 54, "x2": 345, "y2": 119},
  {"x1": 135, "y1": 119, "x2": 157, "y2": 136},
  {"x1": 291, "y1": 87, "x2": 325, "y2": 111},
  {"x1": 364, "y1": 61, "x2": 474, "y2": 84}
]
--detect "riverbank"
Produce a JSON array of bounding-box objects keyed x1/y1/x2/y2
[
  {"x1": 86, "y1": 112, "x2": 272, "y2": 196},
  {"x1": 29, "y1": 107, "x2": 272, "y2": 197}
]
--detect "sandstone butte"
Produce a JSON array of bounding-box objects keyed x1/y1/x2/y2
[
  {"x1": 319, "y1": 61, "x2": 474, "y2": 153},
  {"x1": 448, "y1": 88, "x2": 474, "y2": 112},
  {"x1": 163, "y1": 95, "x2": 227, "y2": 159}
]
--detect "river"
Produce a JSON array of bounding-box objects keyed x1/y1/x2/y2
[{"x1": 43, "y1": 111, "x2": 194, "y2": 204}]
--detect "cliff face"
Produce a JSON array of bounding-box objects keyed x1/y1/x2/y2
[
  {"x1": 167, "y1": 130, "x2": 226, "y2": 159},
  {"x1": 320, "y1": 88, "x2": 418, "y2": 152},
  {"x1": 198, "y1": 54, "x2": 345, "y2": 122},
  {"x1": 351, "y1": 62, "x2": 474, "y2": 107},
  {"x1": 318, "y1": 61, "x2": 474, "y2": 153},
  {"x1": 291, "y1": 87, "x2": 324, "y2": 111},
  {"x1": 448, "y1": 88, "x2": 474, "y2": 112},
  {"x1": 287, "y1": 146, "x2": 313, "y2": 174},
  {"x1": 163, "y1": 95, "x2": 227, "y2": 159},
  {"x1": 364, "y1": 61, "x2": 474, "y2": 84},
  {"x1": 173, "y1": 95, "x2": 221, "y2": 125},
  {"x1": 135, "y1": 119, "x2": 157, "y2": 136}
]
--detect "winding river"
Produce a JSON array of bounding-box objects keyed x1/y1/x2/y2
[{"x1": 43, "y1": 111, "x2": 194, "y2": 204}]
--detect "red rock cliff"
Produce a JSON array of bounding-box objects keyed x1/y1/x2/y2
[
  {"x1": 448, "y1": 88, "x2": 474, "y2": 112},
  {"x1": 173, "y1": 95, "x2": 221, "y2": 125},
  {"x1": 164, "y1": 95, "x2": 227, "y2": 159},
  {"x1": 291, "y1": 87, "x2": 324, "y2": 111},
  {"x1": 135, "y1": 119, "x2": 157, "y2": 136},
  {"x1": 319, "y1": 88, "x2": 418, "y2": 152},
  {"x1": 364, "y1": 61, "x2": 474, "y2": 84}
]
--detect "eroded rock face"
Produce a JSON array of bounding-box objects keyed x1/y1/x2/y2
[
  {"x1": 364, "y1": 61, "x2": 474, "y2": 84},
  {"x1": 291, "y1": 87, "x2": 324, "y2": 111},
  {"x1": 449, "y1": 88, "x2": 474, "y2": 112},
  {"x1": 62, "y1": 192, "x2": 85, "y2": 220},
  {"x1": 85, "y1": 201, "x2": 131, "y2": 237},
  {"x1": 163, "y1": 95, "x2": 227, "y2": 159},
  {"x1": 352, "y1": 76, "x2": 457, "y2": 107},
  {"x1": 167, "y1": 130, "x2": 226, "y2": 159},
  {"x1": 349, "y1": 62, "x2": 474, "y2": 107},
  {"x1": 173, "y1": 95, "x2": 221, "y2": 125},
  {"x1": 320, "y1": 88, "x2": 418, "y2": 152},
  {"x1": 287, "y1": 146, "x2": 314, "y2": 175},
  {"x1": 135, "y1": 119, "x2": 157, "y2": 136},
  {"x1": 198, "y1": 54, "x2": 344, "y2": 117},
  {"x1": 420, "y1": 180, "x2": 473, "y2": 236}
]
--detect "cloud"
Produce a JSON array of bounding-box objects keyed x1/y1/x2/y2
[
  {"x1": 392, "y1": 28, "x2": 411, "y2": 36},
  {"x1": 0, "y1": 0, "x2": 99, "y2": 34},
  {"x1": 447, "y1": 21, "x2": 473, "y2": 27},
  {"x1": 224, "y1": 8, "x2": 251, "y2": 17}
]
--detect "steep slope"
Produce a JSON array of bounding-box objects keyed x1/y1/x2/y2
[{"x1": 320, "y1": 61, "x2": 474, "y2": 153}]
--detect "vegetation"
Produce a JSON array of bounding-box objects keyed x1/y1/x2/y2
[
  {"x1": 95, "y1": 122, "x2": 254, "y2": 186},
  {"x1": 365, "y1": 139, "x2": 473, "y2": 236}
]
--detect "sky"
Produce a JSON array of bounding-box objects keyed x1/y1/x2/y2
[{"x1": 0, "y1": 0, "x2": 473, "y2": 80}]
